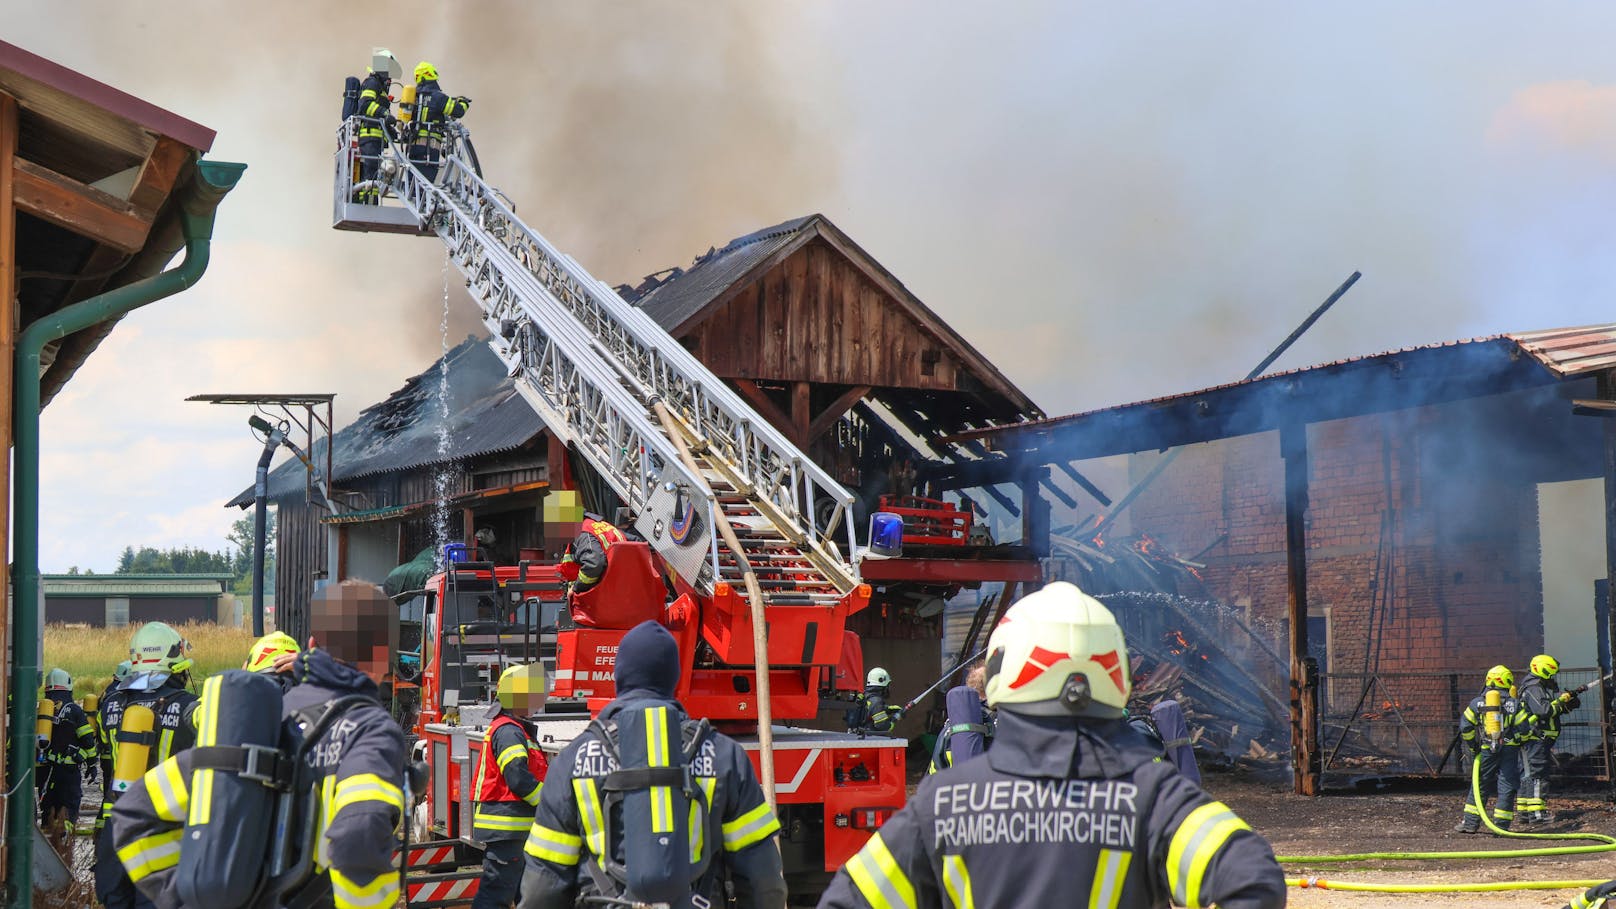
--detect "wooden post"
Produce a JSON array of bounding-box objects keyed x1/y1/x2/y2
[
  {"x1": 335, "y1": 525, "x2": 350, "y2": 581},
  {"x1": 790, "y1": 381, "x2": 811, "y2": 449},
  {"x1": 0, "y1": 91, "x2": 15, "y2": 866},
  {"x1": 1282, "y1": 423, "x2": 1320, "y2": 795},
  {"x1": 1020, "y1": 467, "x2": 1051, "y2": 559}
]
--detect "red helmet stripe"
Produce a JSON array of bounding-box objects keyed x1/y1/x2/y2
[{"x1": 1009, "y1": 645, "x2": 1071, "y2": 690}]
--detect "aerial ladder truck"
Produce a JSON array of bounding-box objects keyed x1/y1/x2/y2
[{"x1": 333, "y1": 63, "x2": 905, "y2": 905}]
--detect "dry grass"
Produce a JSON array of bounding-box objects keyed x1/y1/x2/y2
[{"x1": 42, "y1": 622, "x2": 256, "y2": 699}]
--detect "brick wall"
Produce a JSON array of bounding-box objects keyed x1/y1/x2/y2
[{"x1": 1129, "y1": 404, "x2": 1545, "y2": 738}]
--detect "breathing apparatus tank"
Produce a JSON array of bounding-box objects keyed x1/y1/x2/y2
[
  {"x1": 1483, "y1": 687, "x2": 1503, "y2": 748},
  {"x1": 400, "y1": 83, "x2": 417, "y2": 123},
  {"x1": 35, "y1": 696, "x2": 54, "y2": 755},
  {"x1": 113, "y1": 703, "x2": 155, "y2": 793}
]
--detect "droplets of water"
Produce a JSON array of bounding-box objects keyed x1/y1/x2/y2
[{"x1": 432, "y1": 251, "x2": 453, "y2": 568}]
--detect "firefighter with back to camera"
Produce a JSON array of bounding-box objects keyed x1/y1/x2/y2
[
  {"x1": 1518, "y1": 653, "x2": 1578, "y2": 824},
  {"x1": 37, "y1": 667, "x2": 97, "y2": 845},
  {"x1": 517, "y1": 620, "x2": 788, "y2": 909},
  {"x1": 95, "y1": 622, "x2": 202, "y2": 909},
  {"x1": 1456, "y1": 664, "x2": 1538, "y2": 833},
  {"x1": 407, "y1": 60, "x2": 470, "y2": 183},
  {"x1": 111, "y1": 581, "x2": 407, "y2": 909},
  {"x1": 817, "y1": 581, "x2": 1287, "y2": 909}
]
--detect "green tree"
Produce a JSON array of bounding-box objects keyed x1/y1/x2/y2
[{"x1": 227, "y1": 512, "x2": 276, "y2": 598}]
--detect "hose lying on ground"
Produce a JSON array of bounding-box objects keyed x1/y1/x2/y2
[{"x1": 1273, "y1": 753, "x2": 1616, "y2": 895}]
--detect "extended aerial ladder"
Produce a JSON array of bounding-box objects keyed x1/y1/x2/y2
[{"x1": 334, "y1": 118, "x2": 860, "y2": 606}]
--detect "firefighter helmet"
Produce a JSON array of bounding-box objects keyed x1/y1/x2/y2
[
  {"x1": 414, "y1": 61, "x2": 438, "y2": 82},
  {"x1": 45, "y1": 668, "x2": 71, "y2": 691},
  {"x1": 245, "y1": 631, "x2": 301, "y2": 673},
  {"x1": 497, "y1": 663, "x2": 548, "y2": 716},
  {"x1": 1485, "y1": 665, "x2": 1515, "y2": 690},
  {"x1": 1530, "y1": 654, "x2": 1560, "y2": 680},
  {"x1": 129, "y1": 621, "x2": 193, "y2": 675},
  {"x1": 985, "y1": 581, "x2": 1131, "y2": 718},
  {"x1": 867, "y1": 667, "x2": 892, "y2": 688}
]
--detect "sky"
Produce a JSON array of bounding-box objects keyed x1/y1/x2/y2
[{"x1": 9, "y1": 2, "x2": 1616, "y2": 572}]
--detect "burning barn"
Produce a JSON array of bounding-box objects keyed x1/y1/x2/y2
[{"x1": 962, "y1": 325, "x2": 1616, "y2": 792}]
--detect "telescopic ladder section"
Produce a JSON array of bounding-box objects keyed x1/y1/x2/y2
[{"x1": 336, "y1": 120, "x2": 859, "y2": 603}]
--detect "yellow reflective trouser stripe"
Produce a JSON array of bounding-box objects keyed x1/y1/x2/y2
[
  {"x1": 646, "y1": 706, "x2": 674, "y2": 834},
  {"x1": 145, "y1": 756, "x2": 190, "y2": 822},
  {"x1": 526, "y1": 822, "x2": 583, "y2": 865},
  {"x1": 722, "y1": 800, "x2": 780, "y2": 852},
  {"x1": 497, "y1": 742, "x2": 529, "y2": 770},
  {"x1": 941, "y1": 854, "x2": 975, "y2": 909},
  {"x1": 691, "y1": 777, "x2": 717, "y2": 863},
  {"x1": 331, "y1": 868, "x2": 399, "y2": 909},
  {"x1": 1167, "y1": 801, "x2": 1250, "y2": 908},
  {"x1": 845, "y1": 832, "x2": 916, "y2": 909},
  {"x1": 333, "y1": 773, "x2": 405, "y2": 815},
  {"x1": 1088, "y1": 848, "x2": 1132, "y2": 909},
  {"x1": 117, "y1": 829, "x2": 182, "y2": 882},
  {"x1": 473, "y1": 809, "x2": 534, "y2": 831},
  {"x1": 574, "y1": 778, "x2": 606, "y2": 857}
]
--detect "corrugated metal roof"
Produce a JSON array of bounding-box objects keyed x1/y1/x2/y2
[
  {"x1": 961, "y1": 324, "x2": 1616, "y2": 445},
  {"x1": 227, "y1": 339, "x2": 543, "y2": 506},
  {"x1": 625, "y1": 215, "x2": 816, "y2": 332},
  {"x1": 43, "y1": 576, "x2": 227, "y2": 597}
]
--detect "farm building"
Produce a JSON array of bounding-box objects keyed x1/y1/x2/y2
[
  {"x1": 964, "y1": 324, "x2": 1616, "y2": 792},
  {"x1": 43, "y1": 573, "x2": 238, "y2": 627},
  {"x1": 249, "y1": 214, "x2": 1055, "y2": 725}
]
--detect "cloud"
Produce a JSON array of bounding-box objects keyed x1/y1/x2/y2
[{"x1": 1487, "y1": 80, "x2": 1616, "y2": 161}]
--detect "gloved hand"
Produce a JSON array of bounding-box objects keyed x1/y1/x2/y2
[
  {"x1": 1562, "y1": 691, "x2": 1583, "y2": 711},
  {"x1": 84, "y1": 763, "x2": 98, "y2": 785}
]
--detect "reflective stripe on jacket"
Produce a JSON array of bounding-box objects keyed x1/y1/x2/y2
[{"x1": 474, "y1": 712, "x2": 548, "y2": 841}]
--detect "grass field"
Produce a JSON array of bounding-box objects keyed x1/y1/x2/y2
[{"x1": 41, "y1": 622, "x2": 255, "y2": 699}]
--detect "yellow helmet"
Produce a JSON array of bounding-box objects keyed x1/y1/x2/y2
[
  {"x1": 414, "y1": 61, "x2": 438, "y2": 83},
  {"x1": 984, "y1": 582, "x2": 1130, "y2": 717},
  {"x1": 497, "y1": 663, "x2": 547, "y2": 716},
  {"x1": 1529, "y1": 654, "x2": 1559, "y2": 680},
  {"x1": 245, "y1": 631, "x2": 301, "y2": 673},
  {"x1": 1485, "y1": 665, "x2": 1515, "y2": 690}
]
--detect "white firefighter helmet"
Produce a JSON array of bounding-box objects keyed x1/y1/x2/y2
[
  {"x1": 984, "y1": 582, "x2": 1131, "y2": 718},
  {"x1": 867, "y1": 667, "x2": 892, "y2": 688},
  {"x1": 45, "y1": 668, "x2": 71, "y2": 691},
  {"x1": 129, "y1": 621, "x2": 193, "y2": 675}
]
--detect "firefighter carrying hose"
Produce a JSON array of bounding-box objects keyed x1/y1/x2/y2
[
  {"x1": 518, "y1": 620, "x2": 787, "y2": 909},
  {"x1": 37, "y1": 668, "x2": 97, "y2": 846},
  {"x1": 1519, "y1": 653, "x2": 1579, "y2": 824},
  {"x1": 111, "y1": 581, "x2": 406, "y2": 909},
  {"x1": 95, "y1": 622, "x2": 201, "y2": 909},
  {"x1": 1455, "y1": 664, "x2": 1537, "y2": 833},
  {"x1": 818, "y1": 581, "x2": 1286, "y2": 909},
  {"x1": 558, "y1": 513, "x2": 627, "y2": 592},
  {"x1": 472, "y1": 663, "x2": 550, "y2": 909},
  {"x1": 845, "y1": 667, "x2": 901, "y2": 735}
]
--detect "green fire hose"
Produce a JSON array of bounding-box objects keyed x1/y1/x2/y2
[{"x1": 1275, "y1": 752, "x2": 1616, "y2": 896}]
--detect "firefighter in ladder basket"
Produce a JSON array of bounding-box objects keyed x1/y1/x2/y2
[
  {"x1": 818, "y1": 582, "x2": 1286, "y2": 909},
  {"x1": 558, "y1": 513, "x2": 627, "y2": 593}
]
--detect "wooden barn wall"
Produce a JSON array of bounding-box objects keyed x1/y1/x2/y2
[
  {"x1": 688, "y1": 238, "x2": 967, "y2": 391},
  {"x1": 273, "y1": 495, "x2": 326, "y2": 638}
]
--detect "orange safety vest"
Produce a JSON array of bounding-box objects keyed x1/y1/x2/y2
[{"x1": 474, "y1": 714, "x2": 546, "y2": 805}]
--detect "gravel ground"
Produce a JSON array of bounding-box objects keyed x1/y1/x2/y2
[{"x1": 1211, "y1": 769, "x2": 1616, "y2": 908}]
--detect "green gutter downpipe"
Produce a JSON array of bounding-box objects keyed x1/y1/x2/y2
[{"x1": 5, "y1": 159, "x2": 245, "y2": 906}]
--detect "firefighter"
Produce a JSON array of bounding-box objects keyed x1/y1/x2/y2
[
  {"x1": 818, "y1": 581, "x2": 1287, "y2": 909},
  {"x1": 518, "y1": 620, "x2": 787, "y2": 909},
  {"x1": 244, "y1": 630, "x2": 302, "y2": 691},
  {"x1": 351, "y1": 67, "x2": 392, "y2": 203},
  {"x1": 38, "y1": 668, "x2": 96, "y2": 843},
  {"x1": 472, "y1": 664, "x2": 550, "y2": 909},
  {"x1": 95, "y1": 622, "x2": 201, "y2": 909},
  {"x1": 111, "y1": 581, "x2": 406, "y2": 909},
  {"x1": 1518, "y1": 653, "x2": 1579, "y2": 824},
  {"x1": 1455, "y1": 664, "x2": 1537, "y2": 833},
  {"x1": 559, "y1": 514, "x2": 627, "y2": 592},
  {"x1": 845, "y1": 667, "x2": 901, "y2": 735},
  {"x1": 407, "y1": 61, "x2": 470, "y2": 183},
  {"x1": 929, "y1": 661, "x2": 991, "y2": 773},
  {"x1": 92, "y1": 660, "x2": 134, "y2": 820}
]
